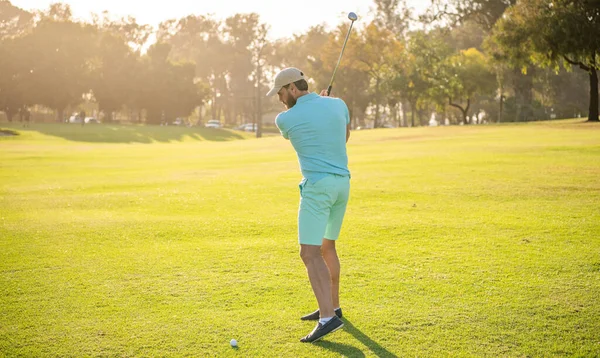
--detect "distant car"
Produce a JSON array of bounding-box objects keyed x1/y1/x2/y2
[
  {"x1": 68, "y1": 115, "x2": 82, "y2": 124},
  {"x1": 205, "y1": 119, "x2": 222, "y2": 128},
  {"x1": 85, "y1": 117, "x2": 100, "y2": 124},
  {"x1": 172, "y1": 118, "x2": 187, "y2": 126},
  {"x1": 235, "y1": 123, "x2": 257, "y2": 132}
]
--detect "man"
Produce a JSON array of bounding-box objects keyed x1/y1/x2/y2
[{"x1": 266, "y1": 67, "x2": 351, "y2": 343}]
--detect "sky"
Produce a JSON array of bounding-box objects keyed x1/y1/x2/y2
[{"x1": 10, "y1": 0, "x2": 431, "y2": 40}]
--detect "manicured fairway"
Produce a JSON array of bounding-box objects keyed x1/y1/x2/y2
[{"x1": 1, "y1": 120, "x2": 599, "y2": 357}]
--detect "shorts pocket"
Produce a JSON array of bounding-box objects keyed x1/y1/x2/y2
[{"x1": 298, "y1": 178, "x2": 308, "y2": 197}]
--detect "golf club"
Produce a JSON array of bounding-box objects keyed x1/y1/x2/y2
[{"x1": 327, "y1": 12, "x2": 358, "y2": 96}]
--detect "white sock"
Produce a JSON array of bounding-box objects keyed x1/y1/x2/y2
[
  {"x1": 334, "y1": 307, "x2": 340, "y2": 311},
  {"x1": 319, "y1": 317, "x2": 333, "y2": 325}
]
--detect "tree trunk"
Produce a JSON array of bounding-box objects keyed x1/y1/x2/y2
[
  {"x1": 197, "y1": 105, "x2": 203, "y2": 124},
  {"x1": 449, "y1": 98, "x2": 470, "y2": 124},
  {"x1": 56, "y1": 108, "x2": 64, "y2": 123},
  {"x1": 374, "y1": 77, "x2": 381, "y2": 128},
  {"x1": 498, "y1": 82, "x2": 504, "y2": 124},
  {"x1": 5, "y1": 108, "x2": 14, "y2": 122},
  {"x1": 105, "y1": 111, "x2": 114, "y2": 123},
  {"x1": 256, "y1": 63, "x2": 263, "y2": 138},
  {"x1": 410, "y1": 100, "x2": 416, "y2": 127},
  {"x1": 146, "y1": 108, "x2": 162, "y2": 125},
  {"x1": 401, "y1": 100, "x2": 408, "y2": 127},
  {"x1": 466, "y1": 99, "x2": 471, "y2": 123},
  {"x1": 588, "y1": 66, "x2": 599, "y2": 122},
  {"x1": 232, "y1": 105, "x2": 237, "y2": 128},
  {"x1": 513, "y1": 67, "x2": 534, "y2": 122},
  {"x1": 256, "y1": 92, "x2": 262, "y2": 138},
  {"x1": 211, "y1": 87, "x2": 218, "y2": 120}
]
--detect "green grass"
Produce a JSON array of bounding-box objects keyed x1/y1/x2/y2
[{"x1": 1, "y1": 120, "x2": 599, "y2": 357}]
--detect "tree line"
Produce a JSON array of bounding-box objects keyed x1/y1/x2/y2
[{"x1": 0, "y1": 0, "x2": 598, "y2": 137}]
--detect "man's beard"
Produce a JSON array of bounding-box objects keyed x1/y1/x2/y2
[{"x1": 285, "y1": 96, "x2": 297, "y2": 109}]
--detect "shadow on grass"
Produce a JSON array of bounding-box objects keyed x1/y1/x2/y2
[
  {"x1": 316, "y1": 318, "x2": 398, "y2": 358},
  {"x1": 315, "y1": 341, "x2": 366, "y2": 357},
  {"x1": 0, "y1": 129, "x2": 19, "y2": 136},
  {"x1": 5, "y1": 123, "x2": 246, "y2": 143}
]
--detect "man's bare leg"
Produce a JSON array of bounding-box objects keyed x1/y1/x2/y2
[
  {"x1": 300, "y1": 244, "x2": 335, "y2": 319},
  {"x1": 321, "y1": 238, "x2": 340, "y2": 309}
]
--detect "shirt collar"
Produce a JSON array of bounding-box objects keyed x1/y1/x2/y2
[{"x1": 296, "y1": 92, "x2": 318, "y2": 105}]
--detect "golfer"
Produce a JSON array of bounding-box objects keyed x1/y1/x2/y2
[{"x1": 267, "y1": 67, "x2": 351, "y2": 343}]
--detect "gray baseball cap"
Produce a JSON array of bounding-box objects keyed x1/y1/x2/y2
[{"x1": 266, "y1": 67, "x2": 306, "y2": 97}]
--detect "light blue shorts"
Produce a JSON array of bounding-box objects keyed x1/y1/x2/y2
[{"x1": 298, "y1": 174, "x2": 350, "y2": 246}]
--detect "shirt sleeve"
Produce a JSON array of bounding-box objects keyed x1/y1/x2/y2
[
  {"x1": 275, "y1": 113, "x2": 289, "y2": 140},
  {"x1": 341, "y1": 99, "x2": 350, "y2": 125}
]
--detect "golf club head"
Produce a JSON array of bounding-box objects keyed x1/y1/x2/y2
[{"x1": 348, "y1": 12, "x2": 358, "y2": 22}]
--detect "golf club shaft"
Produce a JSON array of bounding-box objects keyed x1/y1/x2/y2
[{"x1": 327, "y1": 20, "x2": 355, "y2": 96}]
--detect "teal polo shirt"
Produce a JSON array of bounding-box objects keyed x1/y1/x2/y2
[{"x1": 275, "y1": 92, "x2": 351, "y2": 183}]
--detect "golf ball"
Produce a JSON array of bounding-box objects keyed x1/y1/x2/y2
[{"x1": 230, "y1": 339, "x2": 238, "y2": 347}]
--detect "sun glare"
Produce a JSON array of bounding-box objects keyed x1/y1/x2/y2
[{"x1": 9, "y1": 0, "x2": 429, "y2": 39}]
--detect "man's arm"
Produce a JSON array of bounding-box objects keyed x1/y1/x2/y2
[
  {"x1": 346, "y1": 124, "x2": 350, "y2": 143},
  {"x1": 321, "y1": 89, "x2": 351, "y2": 143},
  {"x1": 275, "y1": 113, "x2": 289, "y2": 140}
]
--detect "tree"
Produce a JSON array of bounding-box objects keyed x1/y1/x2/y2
[
  {"x1": 89, "y1": 14, "x2": 154, "y2": 122},
  {"x1": 0, "y1": 37, "x2": 29, "y2": 121},
  {"x1": 372, "y1": 0, "x2": 411, "y2": 37},
  {"x1": 429, "y1": 0, "x2": 541, "y2": 123},
  {"x1": 544, "y1": 67, "x2": 589, "y2": 119},
  {"x1": 354, "y1": 22, "x2": 404, "y2": 127},
  {"x1": 91, "y1": 12, "x2": 153, "y2": 54},
  {"x1": 0, "y1": 0, "x2": 33, "y2": 40},
  {"x1": 42, "y1": 2, "x2": 73, "y2": 22},
  {"x1": 249, "y1": 22, "x2": 270, "y2": 138},
  {"x1": 399, "y1": 30, "x2": 455, "y2": 126},
  {"x1": 389, "y1": 52, "x2": 428, "y2": 127},
  {"x1": 21, "y1": 14, "x2": 97, "y2": 122},
  {"x1": 486, "y1": 20, "x2": 539, "y2": 122},
  {"x1": 272, "y1": 24, "x2": 330, "y2": 82},
  {"x1": 90, "y1": 31, "x2": 138, "y2": 122},
  {"x1": 427, "y1": 0, "x2": 516, "y2": 31},
  {"x1": 0, "y1": 1, "x2": 34, "y2": 122},
  {"x1": 160, "y1": 15, "x2": 228, "y2": 123},
  {"x1": 445, "y1": 20, "x2": 488, "y2": 51},
  {"x1": 444, "y1": 48, "x2": 497, "y2": 124},
  {"x1": 493, "y1": 0, "x2": 600, "y2": 122},
  {"x1": 320, "y1": 25, "x2": 371, "y2": 128},
  {"x1": 136, "y1": 43, "x2": 202, "y2": 124},
  {"x1": 222, "y1": 13, "x2": 270, "y2": 128}
]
